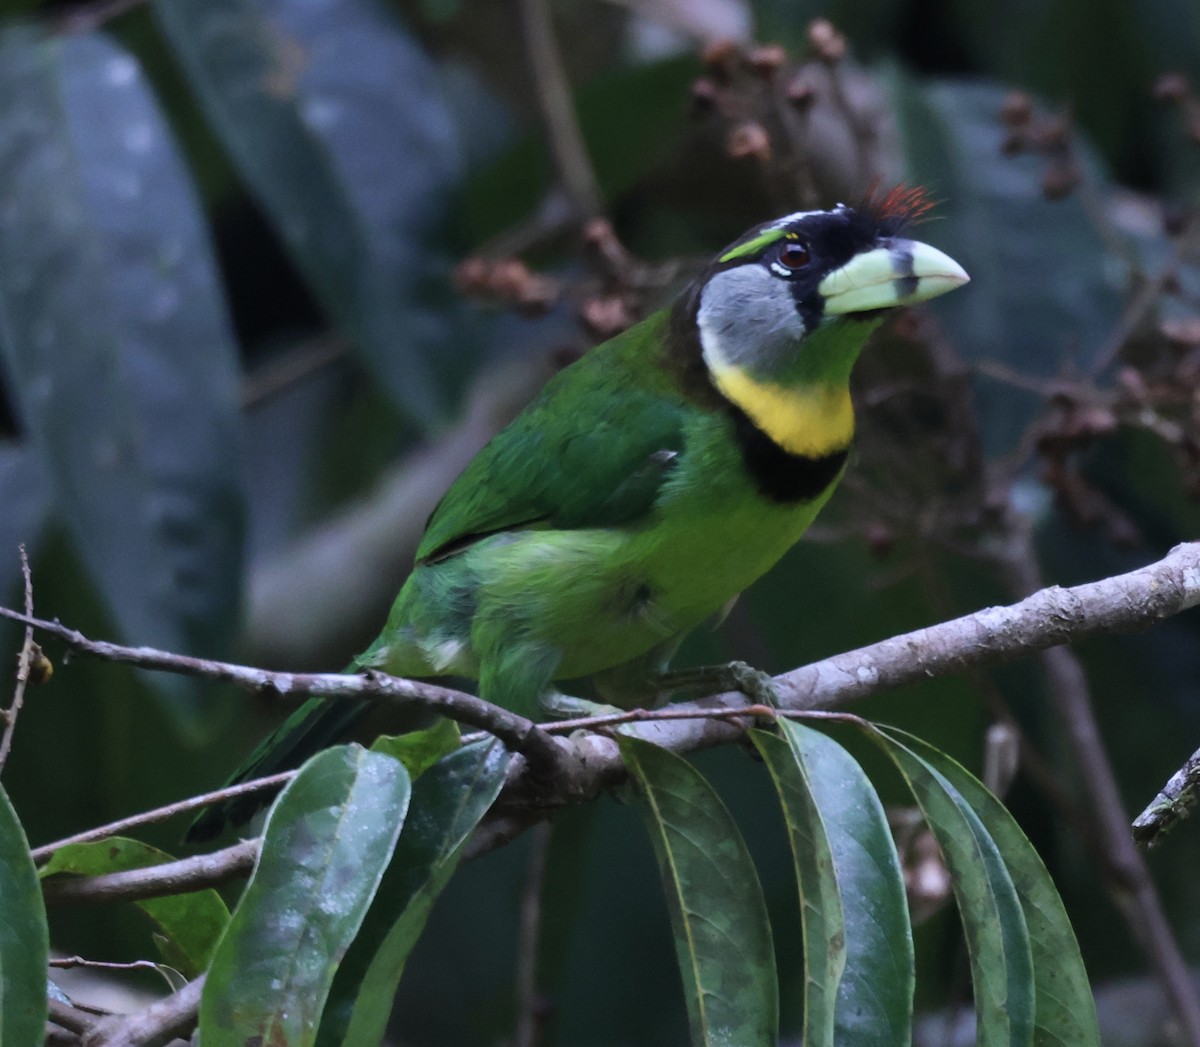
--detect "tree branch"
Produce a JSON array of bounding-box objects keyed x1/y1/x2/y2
[
  {"x1": 1134, "y1": 744, "x2": 1200, "y2": 846},
  {"x1": 42, "y1": 839, "x2": 259, "y2": 908},
  {"x1": 517, "y1": 0, "x2": 602, "y2": 219},
  {"x1": 1000, "y1": 533, "x2": 1200, "y2": 1047},
  {"x1": 81, "y1": 975, "x2": 203, "y2": 1047},
  {"x1": 771, "y1": 540, "x2": 1200, "y2": 710},
  {"x1": 10, "y1": 541, "x2": 1200, "y2": 905},
  {"x1": 0, "y1": 543, "x2": 34, "y2": 773},
  {"x1": 0, "y1": 608, "x2": 569, "y2": 782},
  {"x1": 30, "y1": 772, "x2": 294, "y2": 864}
]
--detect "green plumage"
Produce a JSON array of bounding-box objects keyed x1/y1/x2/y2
[
  {"x1": 362, "y1": 309, "x2": 863, "y2": 709},
  {"x1": 190, "y1": 200, "x2": 968, "y2": 840}
]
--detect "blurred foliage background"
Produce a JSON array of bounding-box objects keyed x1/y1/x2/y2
[{"x1": 3, "y1": 0, "x2": 1200, "y2": 1042}]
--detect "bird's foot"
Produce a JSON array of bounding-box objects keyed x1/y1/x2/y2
[
  {"x1": 537, "y1": 690, "x2": 628, "y2": 723},
  {"x1": 654, "y1": 660, "x2": 780, "y2": 709}
]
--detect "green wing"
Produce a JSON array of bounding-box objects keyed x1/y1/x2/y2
[{"x1": 417, "y1": 313, "x2": 688, "y2": 563}]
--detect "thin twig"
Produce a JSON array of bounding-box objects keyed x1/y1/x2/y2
[
  {"x1": 42, "y1": 839, "x2": 259, "y2": 907},
  {"x1": 1001, "y1": 531, "x2": 1200, "y2": 1047},
  {"x1": 50, "y1": 956, "x2": 166, "y2": 974},
  {"x1": 1089, "y1": 218, "x2": 1200, "y2": 377},
  {"x1": 31, "y1": 771, "x2": 294, "y2": 863},
  {"x1": 240, "y1": 334, "x2": 348, "y2": 409},
  {"x1": 0, "y1": 544, "x2": 34, "y2": 774},
  {"x1": 0, "y1": 608, "x2": 570, "y2": 783},
  {"x1": 517, "y1": 0, "x2": 603, "y2": 219},
  {"x1": 514, "y1": 821, "x2": 553, "y2": 1047}
]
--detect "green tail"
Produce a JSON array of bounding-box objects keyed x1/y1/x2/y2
[{"x1": 186, "y1": 695, "x2": 372, "y2": 841}]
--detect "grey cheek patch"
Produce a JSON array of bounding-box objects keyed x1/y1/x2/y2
[{"x1": 698, "y1": 265, "x2": 807, "y2": 373}]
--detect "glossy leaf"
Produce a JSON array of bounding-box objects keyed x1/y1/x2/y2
[
  {"x1": 619, "y1": 735, "x2": 778, "y2": 1047},
  {"x1": 889, "y1": 74, "x2": 1122, "y2": 454},
  {"x1": 0, "y1": 28, "x2": 244, "y2": 730},
  {"x1": 154, "y1": 0, "x2": 464, "y2": 423},
  {"x1": 0, "y1": 780, "x2": 47, "y2": 1046},
  {"x1": 887, "y1": 729, "x2": 1099, "y2": 1046},
  {"x1": 754, "y1": 722, "x2": 913, "y2": 1046},
  {"x1": 867, "y1": 727, "x2": 1035, "y2": 1047},
  {"x1": 200, "y1": 745, "x2": 411, "y2": 1047},
  {"x1": 39, "y1": 837, "x2": 229, "y2": 979},
  {"x1": 370, "y1": 717, "x2": 461, "y2": 781},
  {"x1": 317, "y1": 738, "x2": 512, "y2": 1046}
]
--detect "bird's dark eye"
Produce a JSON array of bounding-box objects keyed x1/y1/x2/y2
[{"x1": 776, "y1": 241, "x2": 810, "y2": 270}]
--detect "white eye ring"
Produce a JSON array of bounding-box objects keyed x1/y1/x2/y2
[{"x1": 771, "y1": 240, "x2": 811, "y2": 276}]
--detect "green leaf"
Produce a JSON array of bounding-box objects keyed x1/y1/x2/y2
[
  {"x1": 154, "y1": 0, "x2": 464, "y2": 424},
  {"x1": 888, "y1": 74, "x2": 1123, "y2": 454},
  {"x1": 317, "y1": 738, "x2": 512, "y2": 1046},
  {"x1": 753, "y1": 721, "x2": 913, "y2": 1047},
  {"x1": 200, "y1": 745, "x2": 411, "y2": 1047},
  {"x1": 867, "y1": 726, "x2": 1035, "y2": 1047},
  {"x1": 39, "y1": 837, "x2": 229, "y2": 979},
  {"x1": 0, "y1": 28, "x2": 244, "y2": 732},
  {"x1": 885, "y1": 729, "x2": 1099, "y2": 1046},
  {"x1": 0, "y1": 780, "x2": 48, "y2": 1046},
  {"x1": 619, "y1": 735, "x2": 778, "y2": 1047},
  {"x1": 370, "y1": 717, "x2": 461, "y2": 780}
]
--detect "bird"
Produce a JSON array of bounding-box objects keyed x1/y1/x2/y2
[{"x1": 188, "y1": 189, "x2": 968, "y2": 840}]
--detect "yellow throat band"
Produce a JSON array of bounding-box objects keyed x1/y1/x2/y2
[{"x1": 711, "y1": 365, "x2": 854, "y2": 457}]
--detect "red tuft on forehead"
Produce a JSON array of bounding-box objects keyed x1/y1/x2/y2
[{"x1": 858, "y1": 183, "x2": 936, "y2": 235}]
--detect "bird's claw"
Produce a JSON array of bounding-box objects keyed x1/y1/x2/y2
[{"x1": 723, "y1": 660, "x2": 781, "y2": 709}]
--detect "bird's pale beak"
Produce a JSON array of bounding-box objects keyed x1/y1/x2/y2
[{"x1": 818, "y1": 239, "x2": 970, "y2": 316}]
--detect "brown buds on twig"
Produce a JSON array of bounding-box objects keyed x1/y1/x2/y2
[
  {"x1": 455, "y1": 220, "x2": 661, "y2": 346},
  {"x1": 807, "y1": 18, "x2": 847, "y2": 65},
  {"x1": 454, "y1": 257, "x2": 559, "y2": 315},
  {"x1": 727, "y1": 121, "x2": 772, "y2": 162},
  {"x1": 997, "y1": 96, "x2": 1082, "y2": 201},
  {"x1": 578, "y1": 295, "x2": 635, "y2": 340},
  {"x1": 1152, "y1": 72, "x2": 1200, "y2": 147},
  {"x1": 701, "y1": 38, "x2": 741, "y2": 85},
  {"x1": 1153, "y1": 72, "x2": 1189, "y2": 105},
  {"x1": 747, "y1": 44, "x2": 787, "y2": 80},
  {"x1": 690, "y1": 77, "x2": 720, "y2": 113},
  {"x1": 581, "y1": 218, "x2": 633, "y2": 278},
  {"x1": 999, "y1": 90, "x2": 1034, "y2": 128},
  {"x1": 785, "y1": 72, "x2": 818, "y2": 112}
]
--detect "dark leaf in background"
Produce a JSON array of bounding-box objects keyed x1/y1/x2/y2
[
  {"x1": 620, "y1": 735, "x2": 778, "y2": 1047},
  {"x1": 317, "y1": 738, "x2": 511, "y2": 1046},
  {"x1": 154, "y1": 0, "x2": 466, "y2": 425},
  {"x1": 0, "y1": 27, "x2": 245, "y2": 733},
  {"x1": 891, "y1": 75, "x2": 1123, "y2": 454},
  {"x1": 0, "y1": 780, "x2": 47, "y2": 1045},
  {"x1": 462, "y1": 55, "x2": 698, "y2": 241},
  {"x1": 200, "y1": 744, "x2": 411, "y2": 1047},
  {"x1": 0, "y1": 442, "x2": 51, "y2": 601},
  {"x1": 39, "y1": 837, "x2": 230, "y2": 980}
]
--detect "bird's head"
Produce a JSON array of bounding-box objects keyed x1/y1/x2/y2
[{"x1": 676, "y1": 189, "x2": 969, "y2": 458}]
